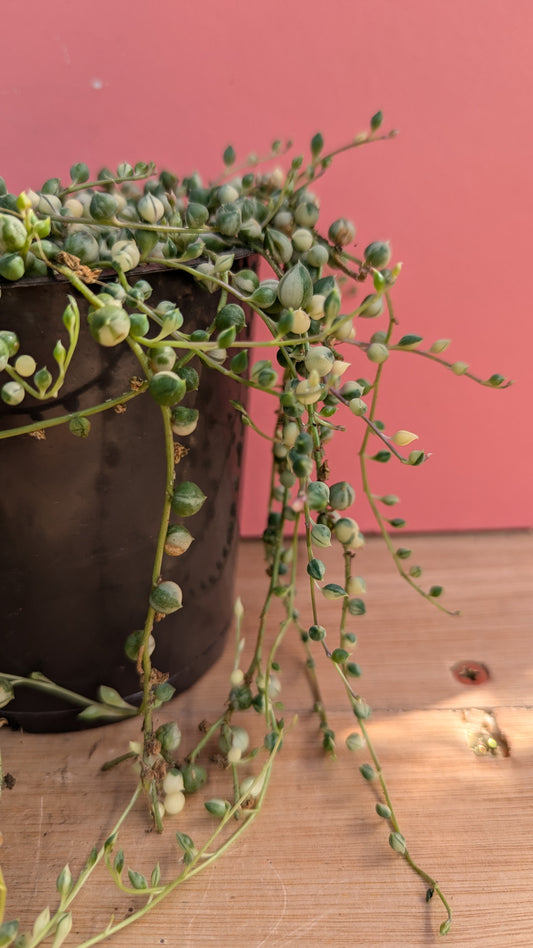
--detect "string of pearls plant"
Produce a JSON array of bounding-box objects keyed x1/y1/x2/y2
[{"x1": 0, "y1": 112, "x2": 510, "y2": 945}]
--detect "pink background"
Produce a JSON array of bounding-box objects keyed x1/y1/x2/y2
[{"x1": 2, "y1": 0, "x2": 531, "y2": 534}]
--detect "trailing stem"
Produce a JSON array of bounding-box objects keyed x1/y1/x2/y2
[
  {"x1": 357, "y1": 293, "x2": 458, "y2": 615},
  {"x1": 334, "y1": 660, "x2": 453, "y2": 935}
]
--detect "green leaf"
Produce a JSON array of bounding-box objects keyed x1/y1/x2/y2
[
  {"x1": 264, "y1": 731, "x2": 279, "y2": 752},
  {"x1": 150, "y1": 864, "x2": 161, "y2": 887},
  {"x1": 32, "y1": 906, "x2": 51, "y2": 940},
  {"x1": 128, "y1": 869, "x2": 148, "y2": 890},
  {"x1": 77, "y1": 704, "x2": 112, "y2": 722},
  {"x1": 117, "y1": 162, "x2": 134, "y2": 178},
  {"x1": 310, "y1": 132, "x2": 324, "y2": 157},
  {"x1": 159, "y1": 169, "x2": 177, "y2": 190},
  {"x1": 486, "y1": 373, "x2": 506, "y2": 387},
  {"x1": 51, "y1": 912, "x2": 72, "y2": 948},
  {"x1": 42, "y1": 177, "x2": 61, "y2": 195},
  {"x1": 307, "y1": 558, "x2": 325, "y2": 581},
  {"x1": 69, "y1": 417, "x2": 91, "y2": 439},
  {"x1": 0, "y1": 920, "x2": 18, "y2": 946},
  {"x1": 153, "y1": 681, "x2": 176, "y2": 705},
  {"x1": 180, "y1": 763, "x2": 207, "y2": 794},
  {"x1": 331, "y1": 648, "x2": 349, "y2": 664},
  {"x1": 171, "y1": 481, "x2": 207, "y2": 517},
  {"x1": 322, "y1": 728, "x2": 335, "y2": 754},
  {"x1": 97, "y1": 685, "x2": 132, "y2": 708},
  {"x1": 53, "y1": 340, "x2": 66, "y2": 368},
  {"x1": 347, "y1": 598, "x2": 366, "y2": 616},
  {"x1": 161, "y1": 309, "x2": 184, "y2": 334},
  {"x1": 33, "y1": 366, "x2": 53, "y2": 396},
  {"x1": 230, "y1": 350, "x2": 248, "y2": 375},
  {"x1": 104, "y1": 832, "x2": 117, "y2": 853},
  {"x1": 308, "y1": 624, "x2": 326, "y2": 642},
  {"x1": 223, "y1": 145, "x2": 236, "y2": 166},
  {"x1": 56, "y1": 864, "x2": 73, "y2": 898},
  {"x1": 389, "y1": 831, "x2": 406, "y2": 855},
  {"x1": 113, "y1": 849, "x2": 124, "y2": 876},
  {"x1": 204, "y1": 799, "x2": 229, "y2": 818},
  {"x1": 217, "y1": 325, "x2": 236, "y2": 349},
  {"x1": 85, "y1": 847, "x2": 99, "y2": 870},
  {"x1": 78, "y1": 701, "x2": 136, "y2": 722},
  {"x1": 250, "y1": 358, "x2": 273, "y2": 381},
  {"x1": 175, "y1": 831, "x2": 195, "y2": 854},
  {"x1": 62, "y1": 298, "x2": 79, "y2": 335},
  {"x1": 376, "y1": 802, "x2": 392, "y2": 819},
  {"x1": 250, "y1": 285, "x2": 277, "y2": 308},
  {"x1": 180, "y1": 238, "x2": 204, "y2": 262},
  {"x1": 321, "y1": 583, "x2": 346, "y2": 600},
  {"x1": 395, "y1": 547, "x2": 412, "y2": 560},
  {"x1": 372, "y1": 270, "x2": 385, "y2": 293},
  {"x1": 345, "y1": 731, "x2": 365, "y2": 751},
  {"x1": 397, "y1": 334, "x2": 422, "y2": 348},
  {"x1": 353, "y1": 698, "x2": 371, "y2": 720},
  {"x1": 370, "y1": 110, "x2": 383, "y2": 132},
  {"x1": 379, "y1": 494, "x2": 400, "y2": 506},
  {"x1": 32, "y1": 217, "x2": 51, "y2": 239},
  {"x1": 212, "y1": 253, "x2": 235, "y2": 274},
  {"x1": 70, "y1": 162, "x2": 90, "y2": 184}
]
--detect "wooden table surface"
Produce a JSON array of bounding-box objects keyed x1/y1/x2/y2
[{"x1": 1, "y1": 532, "x2": 531, "y2": 948}]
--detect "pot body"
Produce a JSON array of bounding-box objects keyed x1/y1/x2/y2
[{"x1": 0, "y1": 266, "x2": 250, "y2": 731}]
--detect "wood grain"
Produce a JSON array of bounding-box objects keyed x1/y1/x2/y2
[{"x1": 1, "y1": 532, "x2": 531, "y2": 947}]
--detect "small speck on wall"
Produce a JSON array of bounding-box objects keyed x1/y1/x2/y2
[{"x1": 90, "y1": 78, "x2": 103, "y2": 90}]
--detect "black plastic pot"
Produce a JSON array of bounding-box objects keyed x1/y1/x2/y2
[{"x1": 0, "y1": 263, "x2": 252, "y2": 732}]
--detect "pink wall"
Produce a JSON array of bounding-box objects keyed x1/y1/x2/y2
[{"x1": 2, "y1": 0, "x2": 531, "y2": 533}]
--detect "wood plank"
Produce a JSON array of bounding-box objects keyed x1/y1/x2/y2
[{"x1": 0, "y1": 532, "x2": 531, "y2": 946}]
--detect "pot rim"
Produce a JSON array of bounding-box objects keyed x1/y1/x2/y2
[{"x1": 0, "y1": 247, "x2": 254, "y2": 290}]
